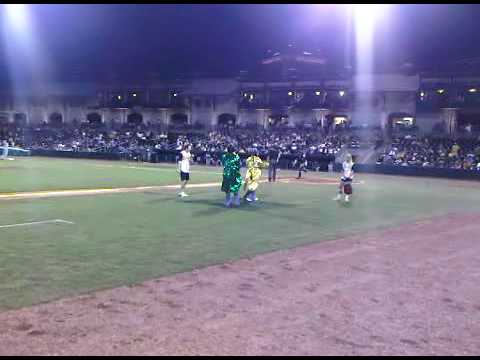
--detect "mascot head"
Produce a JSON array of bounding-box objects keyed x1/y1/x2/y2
[{"x1": 247, "y1": 153, "x2": 269, "y2": 170}]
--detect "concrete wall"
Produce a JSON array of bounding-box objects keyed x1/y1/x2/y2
[{"x1": 0, "y1": 74, "x2": 449, "y2": 131}]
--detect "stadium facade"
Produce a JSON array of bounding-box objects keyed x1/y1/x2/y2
[{"x1": 1, "y1": 51, "x2": 480, "y2": 135}]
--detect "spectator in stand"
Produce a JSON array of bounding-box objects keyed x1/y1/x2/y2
[{"x1": 378, "y1": 134, "x2": 480, "y2": 171}]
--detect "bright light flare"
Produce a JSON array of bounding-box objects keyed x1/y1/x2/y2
[
  {"x1": 4, "y1": 4, "x2": 30, "y2": 32},
  {"x1": 353, "y1": 4, "x2": 389, "y2": 24},
  {"x1": 353, "y1": 4, "x2": 390, "y2": 46},
  {"x1": 351, "y1": 4, "x2": 390, "y2": 126}
]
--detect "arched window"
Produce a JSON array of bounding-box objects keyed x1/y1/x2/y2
[
  {"x1": 14, "y1": 113, "x2": 27, "y2": 127},
  {"x1": 388, "y1": 112, "x2": 415, "y2": 131},
  {"x1": 170, "y1": 113, "x2": 188, "y2": 125},
  {"x1": 0, "y1": 113, "x2": 9, "y2": 125},
  {"x1": 49, "y1": 112, "x2": 63, "y2": 126},
  {"x1": 127, "y1": 113, "x2": 143, "y2": 125},
  {"x1": 87, "y1": 112, "x2": 102, "y2": 124},
  {"x1": 268, "y1": 114, "x2": 289, "y2": 127},
  {"x1": 217, "y1": 113, "x2": 236, "y2": 126}
]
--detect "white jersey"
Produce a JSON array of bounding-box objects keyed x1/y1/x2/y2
[
  {"x1": 179, "y1": 150, "x2": 191, "y2": 173},
  {"x1": 342, "y1": 160, "x2": 354, "y2": 180}
]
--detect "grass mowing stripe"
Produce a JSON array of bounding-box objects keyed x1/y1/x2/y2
[{"x1": 1, "y1": 158, "x2": 480, "y2": 311}]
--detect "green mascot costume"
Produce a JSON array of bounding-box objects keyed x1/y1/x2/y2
[{"x1": 221, "y1": 145, "x2": 243, "y2": 207}]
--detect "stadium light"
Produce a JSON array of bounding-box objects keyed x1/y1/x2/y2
[
  {"x1": 132, "y1": 93, "x2": 137, "y2": 97},
  {"x1": 315, "y1": 90, "x2": 321, "y2": 96},
  {"x1": 468, "y1": 88, "x2": 477, "y2": 93},
  {"x1": 351, "y1": 5, "x2": 390, "y2": 125},
  {"x1": 437, "y1": 89, "x2": 445, "y2": 94},
  {"x1": 173, "y1": 92, "x2": 178, "y2": 97},
  {"x1": 339, "y1": 90, "x2": 346, "y2": 97},
  {"x1": 353, "y1": 4, "x2": 389, "y2": 27},
  {"x1": 288, "y1": 91, "x2": 294, "y2": 96},
  {"x1": 4, "y1": 4, "x2": 30, "y2": 32},
  {"x1": 117, "y1": 95, "x2": 122, "y2": 100},
  {"x1": 3, "y1": 3, "x2": 52, "y2": 96}
]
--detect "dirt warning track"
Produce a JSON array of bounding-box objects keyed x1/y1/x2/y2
[{"x1": 0, "y1": 212, "x2": 479, "y2": 355}]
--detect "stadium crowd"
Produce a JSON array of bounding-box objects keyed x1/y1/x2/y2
[
  {"x1": 3, "y1": 121, "x2": 480, "y2": 171},
  {"x1": 0, "y1": 122, "x2": 347, "y2": 161},
  {"x1": 377, "y1": 134, "x2": 480, "y2": 170}
]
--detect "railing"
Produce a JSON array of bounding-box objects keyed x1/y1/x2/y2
[{"x1": 31, "y1": 149, "x2": 335, "y2": 170}]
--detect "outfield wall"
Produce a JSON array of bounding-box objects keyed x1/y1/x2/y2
[
  {"x1": 1, "y1": 147, "x2": 31, "y2": 157},
  {"x1": 30, "y1": 149, "x2": 335, "y2": 170},
  {"x1": 32, "y1": 149, "x2": 480, "y2": 180}
]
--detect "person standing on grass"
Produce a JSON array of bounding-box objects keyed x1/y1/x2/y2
[
  {"x1": 267, "y1": 145, "x2": 281, "y2": 182},
  {"x1": 243, "y1": 149, "x2": 269, "y2": 203},
  {"x1": 221, "y1": 145, "x2": 243, "y2": 207},
  {"x1": 1, "y1": 139, "x2": 8, "y2": 160},
  {"x1": 296, "y1": 152, "x2": 308, "y2": 179},
  {"x1": 177, "y1": 144, "x2": 192, "y2": 197},
  {"x1": 334, "y1": 153, "x2": 354, "y2": 203}
]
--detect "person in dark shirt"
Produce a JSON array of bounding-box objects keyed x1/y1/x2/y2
[
  {"x1": 296, "y1": 153, "x2": 308, "y2": 179},
  {"x1": 267, "y1": 145, "x2": 281, "y2": 182}
]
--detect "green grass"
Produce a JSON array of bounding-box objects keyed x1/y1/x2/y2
[
  {"x1": 0, "y1": 157, "x2": 220, "y2": 193},
  {"x1": 1, "y1": 157, "x2": 480, "y2": 311}
]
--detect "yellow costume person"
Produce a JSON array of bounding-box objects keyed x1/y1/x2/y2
[{"x1": 243, "y1": 151, "x2": 269, "y2": 202}]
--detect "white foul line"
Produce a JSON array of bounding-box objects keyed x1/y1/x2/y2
[
  {"x1": 0, "y1": 219, "x2": 74, "y2": 229},
  {"x1": 0, "y1": 182, "x2": 227, "y2": 201}
]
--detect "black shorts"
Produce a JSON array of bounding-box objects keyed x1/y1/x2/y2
[
  {"x1": 180, "y1": 171, "x2": 190, "y2": 181},
  {"x1": 343, "y1": 183, "x2": 353, "y2": 195},
  {"x1": 341, "y1": 177, "x2": 353, "y2": 183}
]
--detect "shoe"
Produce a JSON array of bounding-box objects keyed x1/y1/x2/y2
[
  {"x1": 253, "y1": 197, "x2": 259, "y2": 201},
  {"x1": 333, "y1": 194, "x2": 341, "y2": 201},
  {"x1": 245, "y1": 197, "x2": 253, "y2": 202},
  {"x1": 345, "y1": 195, "x2": 350, "y2": 202}
]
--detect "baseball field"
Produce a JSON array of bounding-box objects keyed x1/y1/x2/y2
[{"x1": 0, "y1": 157, "x2": 479, "y2": 355}]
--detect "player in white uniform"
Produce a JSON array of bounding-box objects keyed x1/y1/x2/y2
[
  {"x1": 178, "y1": 144, "x2": 192, "y2": 197},
  {"x1": 1, "y1": 140, "x2": 8, "y2": 160},
  {"x1": 334, "y1": 153, "x2": 354, "y2": 203}
]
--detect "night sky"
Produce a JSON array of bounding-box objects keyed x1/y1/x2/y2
[{"x1": 0, "y1": 4, "x2": 479, "y2": 83}]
